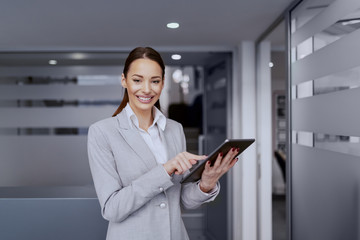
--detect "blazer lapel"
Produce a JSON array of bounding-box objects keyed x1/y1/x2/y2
[
  {"x1": 160, "y1": 121, "x2": 184, "y2": 183},
  {"x1": 115, "y1": 111, "x2": 158, "y2": 170},
  {"x1": 159, "y1": 123, "x2": 177, "y2": 160}
]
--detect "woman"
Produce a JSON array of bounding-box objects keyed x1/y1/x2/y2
[{"x1": 87, "y1": 47, "x2": 239, "y2": 240}]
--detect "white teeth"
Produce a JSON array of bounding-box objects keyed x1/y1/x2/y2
[{"x1": 139, "y1": 97, "x2": 151, "y2": 101}]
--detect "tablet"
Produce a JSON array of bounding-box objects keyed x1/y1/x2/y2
[{"x1": 180, "y1": 139, "x2": 255, "y2": 184}]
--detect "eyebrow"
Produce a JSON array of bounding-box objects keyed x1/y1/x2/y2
[{"x1": 131, "y1": 74, "x2": 162, "y2": 79}]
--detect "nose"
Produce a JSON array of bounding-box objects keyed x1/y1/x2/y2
[{"x1": 142, "y1": 81, "x2": 151, "y2": 94}]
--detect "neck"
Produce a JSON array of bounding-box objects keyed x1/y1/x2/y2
[{"x1": 129, "y1": 104, "x2": 153, "y2": 131}]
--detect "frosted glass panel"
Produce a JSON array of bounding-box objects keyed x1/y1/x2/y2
[
  {"x1": 292, "y1": 0, "x2": 359, "y2": 47},
  {"x1": 292, "y1": 145, "x2": 360, "y2": 240},
  {"x1": 293, "y1": 6, "x2": 360, "y2": 54},
  {"x1": 292, "y1": 28, "x2": 360, "y2": 85},
  {"x1": 292, "y1": 130, "x2": 297, "y2": 144},
  {"x1": 313, "y1": 65, "x2": 360, "y2": 95},
  {"x1": 0, "y1": 53, "x2": 125, "y2": 240},
  {"x1": 292, "y1": 87, "x2": 360, "y2": 136},
  {"x1": 0, "y1": 66, "x2": 123, "y2": 77},
  {"x1": 294, "y1": 64, "x2": 360, "y2": 99},
  {"x1": 291, "y1": 85, "x2": 297, "y2": 99},
  {"x1": 293, "y1": 131, "x2": 360, "y2": 156},
  {"x1": 0, "y1": 107, "x2": 116, "y2": 127},
  {"x1": 297, "y1": 131, "x2": 313, "y2": 147},
  {"x1": 0, "y1": 85, "x2": 123, "y2": 100},
  {"x1": 314, "y1": 133, "x2": 360, "y2": 156},
  {"x1": 297, "y1": 81, "x2": 313, "y2": 98},
  {"x1": 0, "y1": 136, "x2": 91, "y2": 187},
  {"x1": 296, "y1": 37, "x2": 313, "y2": 60},
  {"x1": 0, "y1": 61, "x2": 123, "y2": 190},
  {"x1": 291, "y1": 0, "x2": 335, "y2": 31},
  {"x1": 313, "y1": 8, "x2": 360, "y2": 51},
  {"x1": 0, "y1": 186, "x2": 97, "y2": 198},
  {"x1": 0, "y1": 128, "x2": 89, "y2": 136},
  {"x1": 290, "y1": 1, "x2": 360, "y2": 239}
]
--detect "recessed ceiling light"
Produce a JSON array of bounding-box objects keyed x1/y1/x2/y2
[
  {"x1": 171, "y1": 54, "x2": 182, "y2": 60},
  {"x1": 269, "y1": 62, "x2": 274, "y2": 68},
  {"x1": 49, "y1": 60, "x2": 57, "y2": 65},
  {"x1": 167, "y1": 22, "x2": 179, "y2": 29},
  {"x1": 72, "y1": 53, "x2": 87, "y2": 60}
]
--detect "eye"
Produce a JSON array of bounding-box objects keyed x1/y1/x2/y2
[
  {"x1": 133, "y1": 79, "x2": 141, "y2": 83},
  {"x1": 152, "y1": 80, "x2": 161, "y2": 84}
]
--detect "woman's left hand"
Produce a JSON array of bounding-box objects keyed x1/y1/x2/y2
[{"x1": 199, "y1": 147, "x2": 240, "y2": 193}]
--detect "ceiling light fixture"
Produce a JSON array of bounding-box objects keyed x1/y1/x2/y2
[
  {"x1": 269, "y1": 62, "x2": 274, "y2": 68},
  {"x1": 172, "y1": 69, "x2": 183, "y2": 83},
  {"x1": 49, "y1": 60, "x2": 57, "y2": 65},
  {"x1": 342, "y1": 19, "x2": 360, "y2": 25},
  {"x1": 72, "y1": 53, "x2": 87, "y2": 60},
  {"x1": 167, "y1": 22, "x2": 179, "y2": 29},
  {"x1": 171, "y1": 54, "x2": 182, "y2": 60}
]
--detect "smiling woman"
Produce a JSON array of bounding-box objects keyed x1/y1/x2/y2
[
  {"x1": 120, "y1": 58, "x2": 164, "y2": 125},
  {"x1": 112, "y1": 47, "x2": 164, "y2": 117},
  {"x1": 87, "y1": 47, "x2": 239, "y2": 240}
]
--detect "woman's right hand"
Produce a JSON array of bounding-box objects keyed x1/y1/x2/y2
[{"x1": 163, "y1": 152, "x2": 206, "y2": 176}]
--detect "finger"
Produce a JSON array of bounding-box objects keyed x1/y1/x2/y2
[
  {"x1": 229, "y1": 148, "x2": 240, "y2": 162},
  {"x1": 223, "y1": 147, "x2": 238, "y2": 165},
  {"x1": 184, "y1": 158, "x2": 194, "y2": 170},
  {"x1": 174, "y1": 162, "x2": 184, "y2": 175},
  {"x1": 185, "y1": 152, "x2": 207, "y2": 160},
  {"x1": 190, "y1": 159, "x2": 197, "y2": 165},
  {"x1": 180, "y1": 154, "x2": 194, "y2": 169},
  {"x1": 228, "y1": 157, "x2": 238, "y2": 169},
  {"x1": 218, "y1": 158, "x2": 238, "y2": 176},
  {"x1": 213, "y1": 152, "x2": 223, "y2": 168},
  {"x1": 178, "y1": 159, "x2": 191, "y2": 173},
  {"x1": 220, "y1": 148, "x2": 233, "y2": 166},
  {"x1": 227, "y1": 147, "x2": 238, "y2": 159},
  {"x1": 203, "y1": 160, "x2": 211, "y2": 172}
]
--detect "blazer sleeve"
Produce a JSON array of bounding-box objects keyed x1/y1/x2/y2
[
  {"x1": 87, "y1": 124, "x2": 174, "y2": 223},
  {"x1": 177, "y1": 124, "x2": 220, "y2": 210}
]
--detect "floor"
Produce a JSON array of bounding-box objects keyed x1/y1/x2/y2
[{"x1": 273, "y1": 194, "x2": 287, "y2": 240}]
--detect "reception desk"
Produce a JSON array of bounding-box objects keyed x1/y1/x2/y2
[{"x1": 0, "y1": 186, "x2": 108, "y2": 240}]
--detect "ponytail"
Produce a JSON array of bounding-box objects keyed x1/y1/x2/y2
[{"x1": 112, "y1": 89, "x2": 129, "y2": 117}]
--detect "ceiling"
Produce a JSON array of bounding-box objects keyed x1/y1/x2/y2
[
  {"x1": 0, "y1": 0, "x2": 292, "y2": 51},
  {"x1": 0, "y1": 51, "x2": 230, "y2": 66}
]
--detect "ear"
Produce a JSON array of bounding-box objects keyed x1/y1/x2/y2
[{"x1": 121, "y1": 73, "x2": 127, "y2": 88}]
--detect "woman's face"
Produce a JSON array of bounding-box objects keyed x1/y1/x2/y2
[{"x1": 121, "y1": 58, "x2": 164, "y2": 114}]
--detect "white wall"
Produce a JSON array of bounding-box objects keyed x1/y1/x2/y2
[
  {"x1": 232, "y1": 41, "x2": 257, "y2": 240},
  {"x1": 257, "y1": 41, "x2": 273, "y2": 240}
]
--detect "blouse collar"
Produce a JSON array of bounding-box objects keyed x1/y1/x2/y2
[{"x1": 124, "y1": 103, "x2": 166, "y2": 131}]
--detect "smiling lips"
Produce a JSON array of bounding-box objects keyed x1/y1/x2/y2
[{"x1": 137, "y1": 95, "x2": 154, "y2": 103}]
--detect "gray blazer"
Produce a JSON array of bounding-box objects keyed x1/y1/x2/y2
[{"x1": 87, "y1": 110, "x2": 219, "y2": 240}]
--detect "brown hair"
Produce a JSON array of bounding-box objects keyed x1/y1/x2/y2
[{"x1": 112, "y1": 47, "x2": 165, "y2": 117}]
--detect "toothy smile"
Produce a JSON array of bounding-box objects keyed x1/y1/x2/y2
[
  {"x1": 139, "y1": 97, "x2": 151, "y2": 101},
  {"x1": 136, "y1": 96, "x2": 154, "y2": 103}
]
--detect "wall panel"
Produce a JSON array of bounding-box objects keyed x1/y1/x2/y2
[{"x1": 290, "y1": 0, "x2": 360, "y2": 239}]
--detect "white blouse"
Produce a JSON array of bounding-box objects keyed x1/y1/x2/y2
[
  {"x1": 124, "y1": 103, "x2": 168, "y2": 164},
  {"x1": 124, "y1": 103, "x2": 218, "y2": 195}
]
